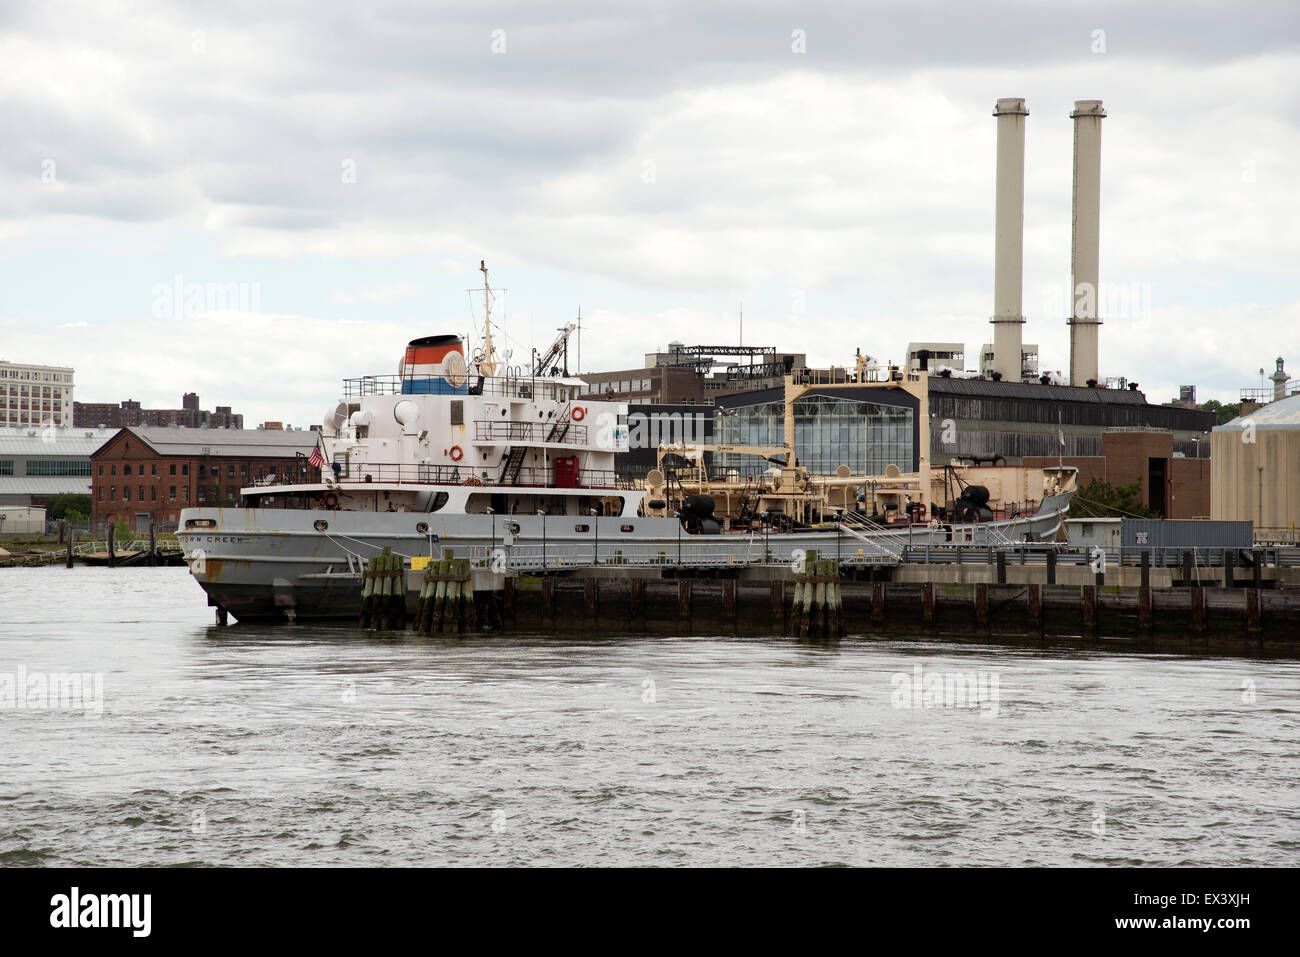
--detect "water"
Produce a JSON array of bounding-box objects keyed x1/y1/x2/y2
[{"x1": 1, "y1": 566, "x2": 1296, "y2": 867}]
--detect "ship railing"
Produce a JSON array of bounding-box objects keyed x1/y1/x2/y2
[
  {"x1": 466, "y1": 541, "x2": 899, "y2": 570},
  {"x1": 341, "y1": 373, "x2": 581, "y2": 402},
  {"x1": 326, "y1": 461, "x2": 627, "y2": 489},
  {"x1": 474, "y1": 420, "x2": 589, "y2": 444}
]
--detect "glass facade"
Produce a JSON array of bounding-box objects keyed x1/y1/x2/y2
[{"x1": 715, "y1": 394, "x2": 914, "y2": 476}]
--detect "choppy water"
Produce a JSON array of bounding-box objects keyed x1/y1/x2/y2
[{"x1": 0, "y1": 566, "x2": 1296, "y2": 867}]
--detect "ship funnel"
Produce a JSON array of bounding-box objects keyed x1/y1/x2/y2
[
  {"x1": 400, "y1": 335, "x2": 469, "y2": 395},
  {"x1": 1068, "y1": 99, "x2": 1105, "y2": 387},
  {"x1": 991, "y1": 97, "x2": 1028, "y2": 383}
]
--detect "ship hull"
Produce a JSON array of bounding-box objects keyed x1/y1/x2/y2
[{"x1": 176, "y1": 493, "x2": 1073, "y2": 624}]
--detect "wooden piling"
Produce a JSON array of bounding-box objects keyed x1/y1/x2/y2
[
  {"x1": 1082, "y1": 584, "x2": 1098, "y2": 639},
  {"x1": 631, "y1": 578, "x2": 645, "y2": 631},
  {"x1": 1190, "y1": 586, "x2": 1205, "y2": 633},
  {"x1": 723, "y1": 579, "x2": 736, "y2": 633},
  {"x1": 585, "y1": 578, "x2": 598, "y2": 630},
  {"x1": 65, "y1": 527, "x2": 74, "y2": 569},
  {"x1": 148, "y1": 521, "x2": 157, "y2": 567},
  {"x1": 1138, "y1": 586, "x2": 1152, "y2": 632},
  {"x1": 1141, "y1": 551, "x2": 1151, "y2": 588},
  {"x1": 975, "y1": 582, "x2": 989, "y2": 631},
  {"x1": 921, "y1": 582, "x2": 935, "y2": 629},
  {"x1": 107, "y1": 523, "x2": 116, "y2": 568},
  {"x1": 771, "y1": 581, "x2": 785, "y2": 633},
  {"x1": 1026, "y1": 583, "x2": 1042, "y2": 636},
  {"x1": 996, "y1": 552, "x2": 1007, "y2": 584},
  {"x1": 1046, "y1": 550, "x2": 1056, "y2": 585},
  {"x1": 1223, "y1": 549, "x2": 1235, "y2": 588},
  {"x1": 872, "y1": 581, "x2": 885, "y2": 624},
  {"x1": 1245, "y1": 588, "x2": 1262, "y2": 633},
  {"x1": 678, "y1": 579, "x2": 692, "y2": 630},
  {"x1": 542, "y1": 576, "x2": 555, "y2": 630}
]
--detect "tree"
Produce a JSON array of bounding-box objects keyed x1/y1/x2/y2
[
  {"x1": 1071, "y1": 477, "x2": 1158, "y2": 519},
  {"x1": 1198, "y1": 399, "x2": 1240, "y2": 426},
  {"x1": 44, "y1": 493, "x2": 91, "y2": 521}
]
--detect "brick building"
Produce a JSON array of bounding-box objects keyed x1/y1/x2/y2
[
  {"x1": 75, "y1": 393, "x2": 244, "y2": 430},
  {"x1": 91, "y1": 427, "x2": 319, "y2": 531},
  {"x1": 1024, "y1": 429, "x2": 1210, "y2": 519}
]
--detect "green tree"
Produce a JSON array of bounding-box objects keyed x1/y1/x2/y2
[
  {"x1": 44, "y1": 493, "x2": 92, "y2": 521},
  {"x1": 113, "y1": 517, "x2": 133, "y2": 542},
  {"x1": 1071, "y1": 477, "x2": 1158, "y2": 519},
  {"x1": 1198, "y1": 399, "x2": 1240, "y2": 426}
]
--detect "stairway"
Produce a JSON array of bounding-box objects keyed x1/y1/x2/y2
[{"x1": 499, "y1": 446, "x2": 528, "y2": 486}]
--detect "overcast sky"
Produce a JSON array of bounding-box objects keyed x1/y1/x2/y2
[{"x1": 2, "y1": 0, "x2": 1297, "y2": 426}]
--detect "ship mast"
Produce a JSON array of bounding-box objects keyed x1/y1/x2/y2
[{"x1": 477, "y1": 259, "x2": 502, "y2": 377}]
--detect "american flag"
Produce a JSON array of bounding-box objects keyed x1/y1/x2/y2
[{"x1": 308, "y1": 439, "x2": 327, "y2": 470}]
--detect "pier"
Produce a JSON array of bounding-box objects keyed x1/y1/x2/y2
[{"x1": 323, "y1": 542, "x2": 1300, "y2": 656}]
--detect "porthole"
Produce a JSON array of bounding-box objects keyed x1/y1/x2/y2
[
  {"x1": 575, "y1": 524, "x2": 590, "y2": 533},
  {"x1": 314, "y1": 519, "x2": 329, "y2": 532},
  {"x1": 416, "y1": 522, "x2": 429, "y2": 534},
  {"x1": 621, "y1": 524, "x2": 634, "y2": 533}
]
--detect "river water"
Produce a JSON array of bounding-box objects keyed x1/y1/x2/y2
[{"x1": 0, "y1": 566, "x2": 1296, "y2": 867}]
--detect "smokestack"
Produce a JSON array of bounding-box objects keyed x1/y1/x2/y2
[
  {"x1": 991, "y1": 97, "x2": 1028, "y2": 383},
  {"x1": 1069, "y1": 99, "x2": 1105, "y2": 387}
]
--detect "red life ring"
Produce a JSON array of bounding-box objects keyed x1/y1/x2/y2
[
  {"x1": 322, "y1": 492, "x2": 340, "y2": 510},
  {"x1": 449, "y1": 445, "x2": 464, "y2": 461},
  {"x1": 571, "y1": 406, "x2": 586, "y2": 421}
]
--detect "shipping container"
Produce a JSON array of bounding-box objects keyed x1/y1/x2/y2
[{"x1": 1120, "y1": 519, "x2": 1253, "y2": 550}]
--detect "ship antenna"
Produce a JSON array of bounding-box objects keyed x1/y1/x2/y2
[{"x1": 476, "y1": 259, "x2": 502, "y2": 377}]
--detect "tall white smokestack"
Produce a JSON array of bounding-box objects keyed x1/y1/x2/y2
[
  {"x1": 1069, "y1": 99, "x2": 1105, "y2": 387},
  {"x1": 991, "y1": 97, "x2": 1028, "y2": 382}
]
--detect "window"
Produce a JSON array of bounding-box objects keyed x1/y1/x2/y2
[
  {"x1": 170, "y1": 464, "x2": 176, "y2": 476},
  {"x1": 181, "y1": 487, "x2": 188, "y2": 503},
  {"x1": 97, "y1": 486, "x2": 103, "y2": 501},
  {"x1": 169, "y1": 486, "x2": 176, "y2": 501},
  {"x1": 181, "y1": 464, "x2": 188, "y2": 476},
  {"x1": 27, "y1": 460, "x2": 92, "y2": 476},
  {"x1": 228, "y1": 465, "x2": 235, "y2": 477},
  {"x1": 151, "y1": 464, "x2": 157, "y2": 476},
  {"x1": 123, "y1": 486, "x2": 131, "y2": 502},
  {"x1": 199, "y1": 464, "x2": 206, "y2": 477},
  {"x1": 110, "y1": 487, "x2": 116, "y2": 502},
  {"x1": 139, "y1": 485, "x2": 145, "y2": 501},
  {"x1": 98, "y1": 464, "x2": 103, "y2": 476},
  {"x1": 124, "y1": 464, "x2": 131, "y2": 476},
  {"x1": 575, "y1": 524, "x2": 590, "y2": 532},
  {"x1": 0, "y1": 460, "x2": 13, "y2": 476},
  {"x1": 150, "y1": 486, "x2": 156, "y2": 501},
  {"x1": 111, "y1": 464, "x2": 117, "y2": 475}
]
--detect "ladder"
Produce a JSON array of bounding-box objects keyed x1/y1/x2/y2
[{"x1": 499, "y1": 446, "x2": 528, "y2": 485}]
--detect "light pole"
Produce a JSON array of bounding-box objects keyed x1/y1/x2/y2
[
  {"x1": 537, "y1": 508, "x2": 547, "y2": 570},
  {"x1": 590, "y1": 506, "x2": 598, "y2": 565}
]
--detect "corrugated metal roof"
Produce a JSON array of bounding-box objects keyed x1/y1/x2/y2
[
  {"x1": 114, "y1": 427, "x2": 319, "y2": 457},
  {"x1": 0, "y1": 477, "x2": 92, "y2": 494},
  {"x1": 0, "y1": 427, "x2": 118, "y2": 455},
  {"x1": 1216, "y1": 392, "x2": 1300, "y2": 431},
  {"x1": 927, "y1": 378, "x2": 1149, "y2": 405}
]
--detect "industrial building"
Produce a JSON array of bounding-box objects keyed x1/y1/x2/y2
[
  {"x1": 579, "y1": 343, "x2": 810, "y2": 405},
  {"x1": 91, "y1": 427, "x2": 319, "y2": 531},
  {"x1": 0, "y1": 359, "x2": 75, "y2": 428},
  {"x1": 0, "y1": 426, "x2": 116, "y2": 506},
  {"x1": 1211, "y1": 391, "x2": 1300, "y2": 535}
]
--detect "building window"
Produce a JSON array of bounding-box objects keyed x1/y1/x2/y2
[
  {"x1": 123, "y1": 486, "x2": 131, "y2": 502},
  {"x1": 150, "y1": 486, "x2": 157, "y2": 501},
  {"x1": 0, "y1": 460, "x2": 13, "y2": 476},
  {"x1": 151, "y1": 464, "x2": 157, "y2": 476},
  {"x1": 124, "y1": 464, "x2": 131, "y2": 476},
  {"x1": 97, "y1": 486, "x2": 103, "y2": 501},
  {"x1": 170, "y1": 464, "x2": 176, "y2": 475},
  {"x1": 181, "y1": 464, "x2": 188, "y2": 476},
  {"x1": 169, "y1": 486, "x2": 176, "y2": 501},
  {"x1": 98, "y1": 464, "x2": 103, "y2": 476},
  {"x1": 111, "y1": 464, "x2": 117, "y2": 475},
  {"x1": 181, "y1": 487, "x2": 189, "y2": 503},
  {"x1": 139, "y1": 485, "x2": 145, "y2": 501},
  {"x1": 228, "y1": 465, "x2": 235, "y2": 477},
  {"x1": 27, "y1": 460, "x2": 92, "y2": 476},
  {"x1": 110, "y1": 487, "x2": 116, "y2": 502}
]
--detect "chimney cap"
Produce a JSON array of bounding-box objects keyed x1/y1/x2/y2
[
  {"x1": 1070, "y1": 100, "x2": 1106, "y2": 118},
  {"x1": 993, "y1": 97, "x2": 1029, "y2": 116}
]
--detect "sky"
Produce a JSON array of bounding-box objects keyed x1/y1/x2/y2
[{"x1": 2, "y1": 0, "x2": 1298, "y2": 427}]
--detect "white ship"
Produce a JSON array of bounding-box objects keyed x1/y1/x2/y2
[{"x1": 176, "y1": 264, "x2": 1077, "y2": 623}]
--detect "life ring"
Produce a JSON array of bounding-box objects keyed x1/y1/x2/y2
[
  {"x1": 449, "y1": 445, "x2": 464, "y2": 461},
  {"x1": 462, "y1": 476, "x2": 483, "y2": 486},
  {"x1": 322, "y1": 492, "x2": 340, "y2": 510},
  {"x1": 571, "y1": 406, "x2": 586, "y2": 421}
]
